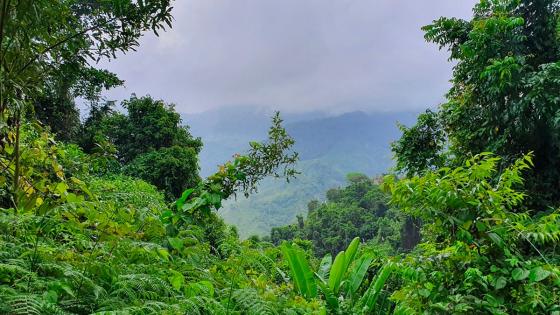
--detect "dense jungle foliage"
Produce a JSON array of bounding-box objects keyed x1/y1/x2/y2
[
  {"x1": 0, "y1": 0, "x2": 560, "y2": 314},
  {"x1": 269, "y1": 174, "x2": 403, "y2": 258}
]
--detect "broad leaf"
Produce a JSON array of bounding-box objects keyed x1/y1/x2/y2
[
  {"x1": 317, "y1": 277, "x2": 339, "y2": 311},
  {"x1": 343, "y1": 237, "x2": 361, "y2": 273},
  {"x1": 493, "y1": 276, "x2": 507, "y2": 290},
  {"x1": 168, "y1": 237, "x2": 184, "y2": 251},
  {"x1": 329, "y1": 250, "x2": 346, "y2": 294},
  {"x1": 346, "y1": 253, "x2": 374, "y2": 296},
  {"x1": 317, "y1": 254, "x2": 332, "y2": 280},
  {"x1": 169, "y1": 270, "x2": 184, "y2": 291},
  {"x1": 529, "y1": 267, "x2": 551, "y2": 282},
  {"x1": 282, "y1": 243, "x2": 317, "y2": 298},
  {"x1": 359, "y1": 262, "x2": 395, "y2": 310},
  {"x1": 511, "y1": 268, "x2": 529, "y2": 281}
]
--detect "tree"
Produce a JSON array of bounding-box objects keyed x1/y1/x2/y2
[
  {"x1": 79, "y1": 101, "x2": 118, "y2": 154},
  {"x1": 100, "y1": 95, "x2": 202, "y2": 163},
  {"x1": 271, "y1": 174, "x2": 403, "y2": 257},
  {"x1": 171, "y1": 112, "x2": 298, "y2": 254},
  {"x1": 385, "y1": 153, "x2": 560, "y2": 314},
  {"x1": 124, "y1": 145, "x2": 200, "y2": 199},
  {"x1": 0, "y1": 0, "x2": 174, "y2": 208},
  {"x1": 33, "y1": 65, "x2": 123, "y2": 142},
  {"x1": 79, "y1": 95, "x2": 203, "y2": 198},
  {"x1": 0, "y1": 0, "x2": 173, "y2": 117},
  {"x1": 33, "y1": 91, "x2": 81, "y2": 142},
  {"x1": 393, "y1": 0, "x2": 560, "y2": 208},
  {"x1": 282, "y1": 237, "x2": 396, "y2": 313},
  {"x1": 391, "y1": 110, "x2": 446, "y2": 177}
]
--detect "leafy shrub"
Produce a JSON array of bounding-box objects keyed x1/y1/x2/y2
[
  {"x1": 385, "y1": 153, "x2": 560, "y2": 314},
  {"x1": 123, "y1": 146, "x2": 200, "y2": 199}
]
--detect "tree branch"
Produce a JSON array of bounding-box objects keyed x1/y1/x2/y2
[{"x1": 17, "y1": 15, "x2": 121, "y2": 75}]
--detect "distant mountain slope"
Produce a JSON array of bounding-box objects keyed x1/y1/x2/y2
[
  {"x1": 183, "y1": 106, "x2": 327, "y2": 176},
  {"x1": 182, "y1": 107, "x2": 416, "y2": 237}
]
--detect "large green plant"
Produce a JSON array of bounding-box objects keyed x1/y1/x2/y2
[
  {"x1": 282, "y1": 237, "x2": 396, "y2": 314},
  {"x1": 79, "y1": 95, "x2": 203, "y2": 198},
  {"x1": 393, "y1": 0, "x2": 560, "y2": 208},
  {"x1": 0, "y1": 0, "x2": 174, "y2": 208},
  {"x1": 0, "y1": 0, "x2": 172, "y2": 117},
  {"x1": 93, "y1": 95, "x2": 203, "y2": 164},
  {"x1": 385, "y1": 153, "x2": 560, "y2": 314},
  {"x1": 124, "y1": 145, "x2": 200, "y2": 199}
]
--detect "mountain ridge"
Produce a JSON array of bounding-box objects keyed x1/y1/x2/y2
[{"x1": 181, "y1": 107, "x2": 417, "y2": 237}]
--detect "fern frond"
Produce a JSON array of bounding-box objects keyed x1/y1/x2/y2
[
  {"x1": 231, "y1": 288, "x2": 277, "y2": 315},
  {"x1": 111, "y1": 273, "x2": 173, "y2": 301},
  {"x1": 179, "y1": 296, "x2": 226, "y2": 315}
]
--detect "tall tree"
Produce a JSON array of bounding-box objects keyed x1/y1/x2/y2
[
  {"x1": 0, "y1": 0, "x2": 173, "y2": 118},
  {"x1": 271, "y1": 174, "x2": 402, "y2": 257},
  {"x1": 101, "y1": 95, "x2": 202, "y2": 163},
  {"x1": 393, "y1": 0, "x2": 560, "y2": 207},
  {"x1": 80, "y1": 95, "x2": 203, "y2": 199},
  {"x1": 0, "y1": 0, "x2": 173, "y2": 207},
  {"x1": 33, "y1": 64, "x2": 123, "y2": 142}
]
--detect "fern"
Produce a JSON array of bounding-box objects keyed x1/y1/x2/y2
[
  {"x1": 511, "y1": 211, "x2": 560, "y2": 246},
  {"x1": 110, "y1": 273, "x2": 174, "y2": 301},
  {"x1": 231, "y1": 288, "x2": 278, "y2": 315},
  {"x1": 180, "y1": 296, "x2": 226, "y2": 315},
  {"x1": 1, "y1": 294, "x2": 69, "y2": 315}
]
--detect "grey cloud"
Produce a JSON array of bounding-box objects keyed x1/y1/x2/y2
[{"x1": 101, "y1": 0, "x2": 477, "y2": 114}]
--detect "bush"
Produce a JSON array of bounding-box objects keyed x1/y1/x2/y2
[{"x1": 123, "y1": 146, "x2": 200, "y2": 199}]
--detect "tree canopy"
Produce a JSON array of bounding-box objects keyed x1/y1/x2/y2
[
  {"x1": 0, "y1": 0, "x2": 173, "y2": 117},
  {"x1": 271, "y1": 173, "x2": 402, "y2": 257},
  {"x1": 393, "y1": 0, "x2": 560, "y2": 207},
  {"x1": 78, "y1": 95, "x2": 203, "y2": 199}
]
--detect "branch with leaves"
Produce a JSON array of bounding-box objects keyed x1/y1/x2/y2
[{"x1": 168, "y1": 112, "x2": 298, "y2": 226}]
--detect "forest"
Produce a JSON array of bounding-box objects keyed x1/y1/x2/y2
[{"x1": 0, "y1": 0, "x2": 559, "y2": 314}]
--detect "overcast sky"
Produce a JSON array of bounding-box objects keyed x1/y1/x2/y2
[{"x1": 101, "y1": 1, "x2": 477, "y2": 114}]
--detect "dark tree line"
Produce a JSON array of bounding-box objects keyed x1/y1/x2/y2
[{"x1": 270, "y1": 173, "x2": 404, "y2": 257}]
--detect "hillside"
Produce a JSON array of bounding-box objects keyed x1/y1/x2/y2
[{"x1": 183, "y1": 108, "x2": 416, "y2": 237}]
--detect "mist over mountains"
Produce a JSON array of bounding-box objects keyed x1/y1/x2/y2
[{"x1": 182, "y1": 106, "x2": 417, "y2": 237}]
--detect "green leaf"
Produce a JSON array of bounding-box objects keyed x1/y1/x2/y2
[
  {"x1": 346, "y1": 253, "x2": 374, "y2": 296},
  {"x1": 282, "y1": 243, "x2": 317, "y2": 298},
  {"x1": 176, "y1": 188, "x2": 194, "y2": 210},
  {"x1": 168, "y1": 237, "x2": 184, "y2": 251},
  {"x1": 493, "y1": 276, "x2": 507, "y2": 290},
  {"x1": 487, "y1": 232, "x2": 505, "y2": 248},
  {"x1": 169, "y1": 270, "x2": 184, "y2": 291},
  {"x1": 343, "y1": 237, "x2": 360, "y2": 272},
  {"x1": 316, "y1": 278, "x2": 339, "y2": 311},
  {"x1": 359, "y1": 262, "x2": 395, "y2": 310},
  {"x1": 329, "y1": 250, "x2": 346, "y2": 294},
  {"x1": 511, "y1": 268, "x2": 529, "y2": 281},
  {"x1": 4, "y1": 145, "x2": 14, "y2": 155},
  {"x1": 157, "y1": 248, "x2": 170, "y2": 261},
  {"x1": 55, "y1": 182, "x2": 69, "y2": 195},
  {"x1": 44, "y1": 290, "x2": 58, "y2": 303},
  {"x1": 529, "y1": 267, "x2": 551, "y2": 282},
  {"x1": 317, "y1": 254, "x2": 332, "y2": 280},
  {"x1": 207, "y1": 193, "x2": 222, "y2": 208},
  {"x1": 65, "y1": 193, "x2": 77, "y2": 203},
  {"x1": 418, "y1": 288, "x2": 431, "y2": 298}
]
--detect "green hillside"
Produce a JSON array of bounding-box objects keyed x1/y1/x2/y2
[{"x1": 185, "y1": 110, "x2": 415, "y2": 237}]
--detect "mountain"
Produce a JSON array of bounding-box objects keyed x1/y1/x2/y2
[
  {"x1": 183, "y1": 106, "x2": 327, "y2": 176},
  {"x1": 182, "y1": 107, "x2": 416, "y2": 237}
]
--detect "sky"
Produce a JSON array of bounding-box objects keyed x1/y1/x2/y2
[{"x1": 101, "y1": 1, "x2": 477, "y2": 114}]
